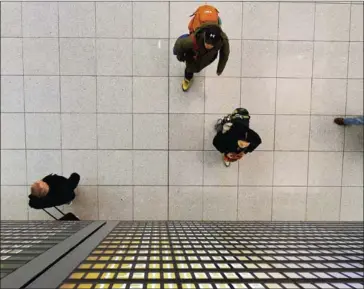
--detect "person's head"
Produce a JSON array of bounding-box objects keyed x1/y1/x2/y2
[
  {"x1": 30, "y1": 180, "x2": 49, "y2": 198},
  {"x1": 203, "y1": 26, "x2": 222, "y2": 50}
]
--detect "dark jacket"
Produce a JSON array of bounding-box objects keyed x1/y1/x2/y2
[
  {"x1": 213, "y1": 121, "x2": 262, "y2": 155},
  {"x1": 29, "y1": 173, "x2": 80, "y2": 209},
  {"x1": 173, "y1": 24, "x2": 230, "y2": 74}
]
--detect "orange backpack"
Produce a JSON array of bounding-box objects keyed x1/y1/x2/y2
[{"x1": 188, "y1": 5, "x2": 220, "y2": 34}]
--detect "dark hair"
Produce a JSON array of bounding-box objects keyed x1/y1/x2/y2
[{"x1": 204, "y1": 26, "x2": 222, "y2": 46}]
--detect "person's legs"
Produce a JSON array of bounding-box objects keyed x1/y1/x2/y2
[
  {"x1": 182, "y1": 67, "x2": 194, "y2": 92},
  {"x1": 184, "y1": 69, "x2": 194, "y2": 81},
  {"x1": 343, "y1": 116, "x2": 364, "y2": 125}
]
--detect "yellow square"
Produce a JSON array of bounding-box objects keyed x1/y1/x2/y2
[
  {"x1": 93, "y1": 250, "x2": 103, "y2": 254},
  {"x1": 182, "y1": 284, "x2": 196, "y2": 289},
  {"x1": 149, "y1": 263, "x2": 160, "y2": 269},
  {"x1": 199, "y1": 285, "x2": 212, "y2": 289},
  {"x1": 150, "y1": 256, "x2": 160, "y2": 261},
  {"x1": 148, "y1": 272, "x2": 161, "y2": 279},
  {"x1": 216, "y1": 285, "x2": 229, "y2": 289},
  {"x1": 105, "y1": 250, "x2": 115, "y2": 254},
  {"x1": 85, "y1": 273, "x2": 100, "y2": 279},
  {"x1": 95, "y1": 284, "x2": 110, "y2": 289},
  {"x1": 69, "y1": 273, "x2": 84, "y2": 280},
  {"x1": 101, "y1": 272, "x2": 115, "y2": 279},
  {"x1": 116, "y1": 273, "x2": 130, "y2": 279},
  {"x1": 195, "y1": 273, "x2": 207, "y2": 279},
  {"x1": 163, "y1": 273, "x2": 176, "y2": 279},
  {"x1": 130, "y1": 284, "x2": 143, "y2": 289},
  {"x1": 125, "y1": 256, "x2": 135, "y2": 261},
  {"x1": 147, "y1": 284, "x2": 161, "y2": 289},
  {"x1": 86, "y1": 256, "x2": 97, "y2": 261},
  {"x1": 121, "y1": 264, "x2": 132, "y2": 269},
  {"x1": 164, "y1": 284, "x2": 177, "y2": 289},
  {"x1": 100, "y1": 256, "x2": 110, "y2": 261},
  {"x1": 112, "y1": 256, "x2": 123, "y2": 261},
  {"x1": 112, "y1": 285, "x2": 126, "y2": 289},
  {"x1": 93, "y1": 264, "x2": 106, "y2": 269},
  {"x1": 78, "y1": 264, "x2": 92, "y2": 269},
  {"x1": 190, "y1": 264, "x2": 202, "y2": 269},
  {"x1": 163, "y1": 263, "x2": 173, "y2": 269},
  {"x1": 132, "y1": 273, "x2": 145, "y2": 279},
  {"x1": 77, "y1": 284, "x2": 92, "y2": 289},
  {"x1": 135, "y1": 264, "x2": 146, "y2": 269},
  {"x1": 177, "y1": 264, "x2": 188, "y2": 269},
  {"x1": 180, "y1": 273, "x2": 192, "y2": 279},
  {"x1": 60, "y1": 284, "x2": 76, "y2": 289}
]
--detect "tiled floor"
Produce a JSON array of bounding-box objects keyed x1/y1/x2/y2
[{"x1": 1, "y1": 1, "x2": 363, "y2": 221}]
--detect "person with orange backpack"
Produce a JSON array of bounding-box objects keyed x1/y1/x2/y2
[{"x1": 173, "y1": 5, "x2": 230, "y2": 91}]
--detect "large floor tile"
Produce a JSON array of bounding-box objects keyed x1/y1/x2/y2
[
  {"x1": 1, "y1": 76, "x2": 24, "y2": 112},
  {"x1": 310, "y1": 116, "x2": 344, "y2": 151},
  {"x1": 98, "y1": 77, "x2": 132, "y2": 113},
  {"x1": 1, "y1": 150, "x2": 26, "y2": 185},
  {"x1": 242, "y1": 2, "x2": 278, "y2": 40},
  {"x1": 340, "y1": 187, "x2": 363, "y2": 221},
  {"x1": 169, "y1": 114, "x2": 204, "y2": 150},
  {"x1": 25, "y1": 76, "x2": 60, "y2": 113},
  {"x1": 241, "y1": 78, "x2": 276, "y2": 114},
  {"x1": 348, "y1": 42, "x2": 363, "y2": 79},
  {"x1": 169, "y1": 186, "x2": 203, "y2": 220},
  {"x1": 98, "y1": 151, "x2": 133, "y2": 185},
  {"x1": 97, "y1": 114, "x2": 132, "y2": 149},
  {"x1": 351, "y1": 4, "x2": 364, "y2": 41},
  {"x1": 69, "y1": 186, "x2": 98, "y2": 220},
  {"x1": 134, "y1": 186, "x2": 168, "y2": 220},
  {"x1": 308, "y1": 152, "x2": 343, "y2": 186},
  {"x1": 214, "y1": 2, "x2": 242, "y2": 39},
  {"x1": 1, "y1": 38, "x2": 23, "y2": 75},
  {"x1": 274, "y1": 152, "x2": 308, "y2": 186},
  {"x1": 275, "y1": 115, "x2": 310, "y2": 151},
  {"x1": 272, "y1": 187, "x2": 307, "y2": 221},
  {"x1": 203, "y1": 187, "x2": 237, "y2": 221},
  {"x1": 1, "y1": 3, "x2": 21, "y2": 37},
  {"x1": 26, "y1": 150, "x2": 62, "y2": 184},
  {"x1": 1, "y1": 186, "x2": 28, "y2": 220},
  {"x1": 346, "y1": 80, "x2": 364, "y2": 116},
  {"x1": 61, "y1": 114, "x2": 96, "y2": 149},
  {"x1": 169, "y1": 151, "x2": 203, "y2": 186},
  {"x1": 342, "y1": 152, "x2": 363, "y2": 187},
  {"x1": 250, "y1": 115, "x2": 274, "y2": 151},
  {"x1": 133, "y1": 151, "x2": 168, "y2": 186},
  {"x1": 1, "y1": 114, "x2": 25, "y2": 149},
  {"x1": 26, "y1": 113, "x2": 61, "y2": 149},
  {"x1": 62, "y1": 150, "x2": 98, "y2": 185},
  {"x1": 205, "y1": 78, "x2": 240, "y2": 114},
  {"x1": 306, "y1": 187, "x2": 341, "y2": 221},
  {"x1": 239, "y1": 151, "x2": 273, "y2": 186},
  {"x1": 345, "y1": 124, "x2": 364, "y2": 152},
  {"x1": 98, "y1": 186, "x2": 133, "y2": 220},
  {"x1": 61, "y1": 76, "x2": 96, "y2": 113},
  {"x1": 204, "y1": 151, "x2": 238, "y2": 186},
  {"x1": 133, "y1": 114, "x2": 168, "y2": 150},
  {"x1": 238, "y1": 187, "x2": 272, "y2": 221}
]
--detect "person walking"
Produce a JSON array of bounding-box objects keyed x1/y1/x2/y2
[
  {"x1": 334, "y1": 116, "x2": 364, "y2": 126},
  {"x1": 173, "y1": 5, "x2": 230, "y2": 91},
  {"x1": 213, "y1": 108, "x2": 262, "y2": 167}
]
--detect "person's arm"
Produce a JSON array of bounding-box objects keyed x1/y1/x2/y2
[
  {"x1": 244, "y1": 129, "x2": 262, "y2": 153},
  {"x1": 68, "y1": 173, "x2": 80, "y2": 191},
  {"x1": 213, "y1": 133, "x2": 229, "y2": 154},
  {"x1": 217, "y1": 32, "x2": 230, "y2": 75},
  {"x1": 173, "y1": 37, "x2": 194, "y2": 62}
]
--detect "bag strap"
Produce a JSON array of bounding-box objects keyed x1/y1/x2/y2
[
  {"x1": 54, "y1": 206, "x2": 66, "y2": 216},
  {"x1": 189, "y1": 34, "x2": 199, "y2": 51},
  {"x1": 42, "y1": 208, "x2": 57, "y2": 220}
]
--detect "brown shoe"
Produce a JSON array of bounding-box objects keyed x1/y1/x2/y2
[{"x1": 334, "y1": 118, "x2": 345, "y2": 126}]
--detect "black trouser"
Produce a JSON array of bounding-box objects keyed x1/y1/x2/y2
[{"x1": 184, "y1": 69, "x2": 194, "y2": 81}]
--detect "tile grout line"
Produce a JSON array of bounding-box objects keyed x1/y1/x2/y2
[
  {"x1": 131, "y1": 0, "x2": 135, "y2": 221},
  {"x1": 167, "y1": 0, "x2": 171, "y2": 221},
  {"x1": 305, "y1": 1, "x2": 317, "y2": 221},
  {"x1": 57, "y1": 2, "x2": 63, "y2": 180}
]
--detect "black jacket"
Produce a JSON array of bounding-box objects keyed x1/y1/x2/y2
[
  {"x1": 213, "y1": 121, "x2": 262, "y2": 154},
  {"x1": 28, "y1": 173, "x2": 80, "y2": 209}
]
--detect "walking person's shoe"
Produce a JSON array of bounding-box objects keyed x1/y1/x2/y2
[
  {"x1": 334, "y1": 118, "x2": 345, "y2": 126},
  {"x1": 222, "y1": 155, "x2": 231, "y2": 167},
  {"x1": 182, "y1": 78, "x2": 192, "y2": 92}
]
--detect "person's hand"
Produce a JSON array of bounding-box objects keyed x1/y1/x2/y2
[
  {"x1": 217, "y1": 71, "x2": 222, "y2": 76},
  {"x1": 177, "y1": 54, "x2": 185, "y2": 62}
]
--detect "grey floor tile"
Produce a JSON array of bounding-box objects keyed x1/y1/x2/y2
[
  {"x1": 169, "y1": 151, "x2": 203, "y2": 186},
  {"x1": 1, "y1": 3, "x2": 21, "y2": 37},
  {"x1": 308, "y1": 152, "x2": 343, "y2": 186},
  {"x1": 203, "y1": 186, "x2": 237, "y2": 221},
  {"x1": 250, "y1": 115, "x2": 274, "y2": 151},
  {"x1": 310, "y1": 116, "x2": 344, "y2": 151},
  {"x1": 1, "y1": 113, "x2": 25, "y2": 149},
  {"x1": 69, "y1": 186, "x2": 98, "y2": 220},
  {"x1": 134, "y1": 186, "x2": 168, "y2": 220},
  {"x1": 240, "y1": 151, "x2": 273, "y2": 186},
  {"x1": 348, "y1": 42, "x2": 363, "y2": 79},
  {"x1": 1, "y1": 76, "x2": 24, "y2": 112},
  {"x1": 272, "y1": 187, "x2": 307, "y2": 221},
  {"x1": 1, "y1": 38, "x2": 23, "y2": 75},
  {"x1": 238, "y1": 187, "x2": 272, "y2": 221},
  {"x1": 342, "y1": 152, "x2": 363, "y2": 187},
  {"x1": 274, "y1": 152, "x2": 308, "y2": 186},
  {"x1": 345, "y1": 125, "x2": 364, "y2": 152},
  {"x1": 98, "y1": 186, "x2": 133, "y2": 220},
  {"x1": 204, "y1": 114, "x2": 223, "y2": 151},
  {"x1": 306, "y1": 187, "x2": 341, "y2": 221},
  {"x1": 346, "y1": 79, "x2": 364, "y2": 115},
  {"x1": 169, "y1": 186, "x2": 203, "y2": 220},
  {"x1": 340, "y1": 187, "x2": 363, "y2": 221},
  {"x1": 1, "y1": 150, "x2": 27, "y2": 185},
  {"x1": 1, "y1": 186, "x2": 28, "y2": 220},
  {"x1": 204, "y1": 151, "x2": 238, "y2": 186}
]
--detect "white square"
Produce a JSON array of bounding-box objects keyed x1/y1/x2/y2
[
  {"x1": 238, "y1": 187, "x2": 272, "y2": 221},
  {"x1": 1, "y1": 114, "x2": 25, "y2": 149},
  {"x1": 1, "y1": 38, "x2": 23, "y2": 75},
  {"x1": 241, "y1": 78, "x2": 276, "y2": 114},
  {"x1": 279, "y1": 3, "x2": 314, "y2": 40},
  {"x1": 203, "y1": 186, "x2": 237, "y2": 221},
  {"x1": 133, "y1": 114, "x2": 168, "y2": 150},
  {"x1": 214, "y1": 2, "x2": 242, "y2": 40},
  {"x1": 242, "y1": 2, "x2": 278, "y2": 40},
  {"x1": 1, "y1": 150, "x2": 26, "y2": 185},
  {"x1": 307, "y1": 187, "x2": 341, "y2": 221},
  {"x1": 1, "y1": 76, "x2": 24, "y2": 112},
  {"x1": 274, "y1": 152, "x2": 308, "y2": 186},
  {"x1": 169, "y1": 114, "x2": 204, "y2": 150},
  {"x1": 308, "y1": 152, "x2": 343, "y2": 186},
  {"x1": 133, "y1": 39, "x2": 168, "y2": 76},
  {"x1": 26, "y1": 113, "x2": 61, "y2": 149},
  {"x1": 24, "y1": 76, "x2": 60, "y2": 113},
  {"x1": 133, "y1": 2, "x2": 168, "y2": 38},
  {"x1": 250, "y1": 115, "x2": 274, "y2": 151},
  {"x1": 98, "y1": 151, "x2": 133, "y2": 185},
  {"x1": 277, "y1": 41, "x2": 313, "y2": 77},
  {"x1": 204, "y1": 151, "x2": 238, "y2": 186},
  {"x1": 242, "y1": 40, "x2": 277, "y2": 77},
  {"x1": 169, "y1": 151, "x2": 203, "y2": 185},
  {"x1": 311, "y1": 79, "x2": 347, "y2": 115},
  {"x1": 60, "y1": 39, "x2": 96, "y2": 75},
  {"x1": 342, "y1": 152, "x2": 363, "y2": 187},
  {"x1": 313, "y1": 42, "x2": 348, "y2": 78},
  {"x1": 276, "y1": 78, "x2": 311, "y2": 115},
  {"x1": 345, "y1": 123, "x2": 364, "y2": 152},
  {"x1": 1, "y1": 3, "x2": 21, "y2": 37},
  {"x1": 61, "y1": 114, "x2": 96, "y2": 149},
  {"x1": 315, "y1": 4, "x2": 350, "y2": 41},
  {"x1": 169, "y1": 186, "x2": 203, "y2": 220},
  {"x1": 310, "y1": 116, "x2": 344, "y2": 151},
  {"x1": 1, "y1": 187, "x2": 28, "y2": 220},
  {"x1": 97, "y1": 114, "x2": 132, "y2": 149},
  {"x1": 61, "y1": 76, "x2": 96, "y2": 113},
  {"x1": 348, "y1": 42, "x2": 363, "y2": 79},
  {"x1": 22, "y1": 2, "x2": 58, "y2": 37},
  {"x1": 133, "y1": 151, "x2": 168, "y2": 185},
  {"x1": 346, "y1": 80, "x2": 364, "y2": 115},
  {"x1": 340, "y1": 187, "x2": 364, "y2": 221},
  {"x1": 205, "y1": 77, "x2": 240, "y2": 113},
  {"x1": 239, "y1": 151, "x2": 273, "y2": 186},
  {"x1": 272, "y1": 187, "x2": 307, "y2": 221},
  {"x1": 98, "y1": 186, "x2": 133, "y2": 220},
  {"x1": 96, "y1": 2, "x2": 132, "y2": 38},
  {"x1": 351, "y1": 4, "x2": 364, "y2": 41},
  {"x1": 62, "y1": 150, "x2": 97, "y2": 185},
  {"x1": 133, "y1": 77, "x2": 168, "y2": 113},
  {"x1": 275, "y1": 115, "x2": 310, "y2": 151},
  {"x1": 97, "y1": 39, "x2": 132, "y2": 76},
  {"x1": 134, "y1": 186, "x2": 168, "y2": 220},
  {"x1": 59, "y1": 2, "x2": 95, "y2": 37},
  {"x1": 97, "y1": 77, "x2": 132, "y2": 113}
]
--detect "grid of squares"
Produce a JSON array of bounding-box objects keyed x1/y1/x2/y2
[
  {"x1": 59, "y1": 221, "x2": 364, "y2": 289},
  {"x1": 0, "y1": 221, "x2": 90, "y2": 279},
  {"x1": 1, "y1": 1, "x2": 363, "y2": 221}
]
